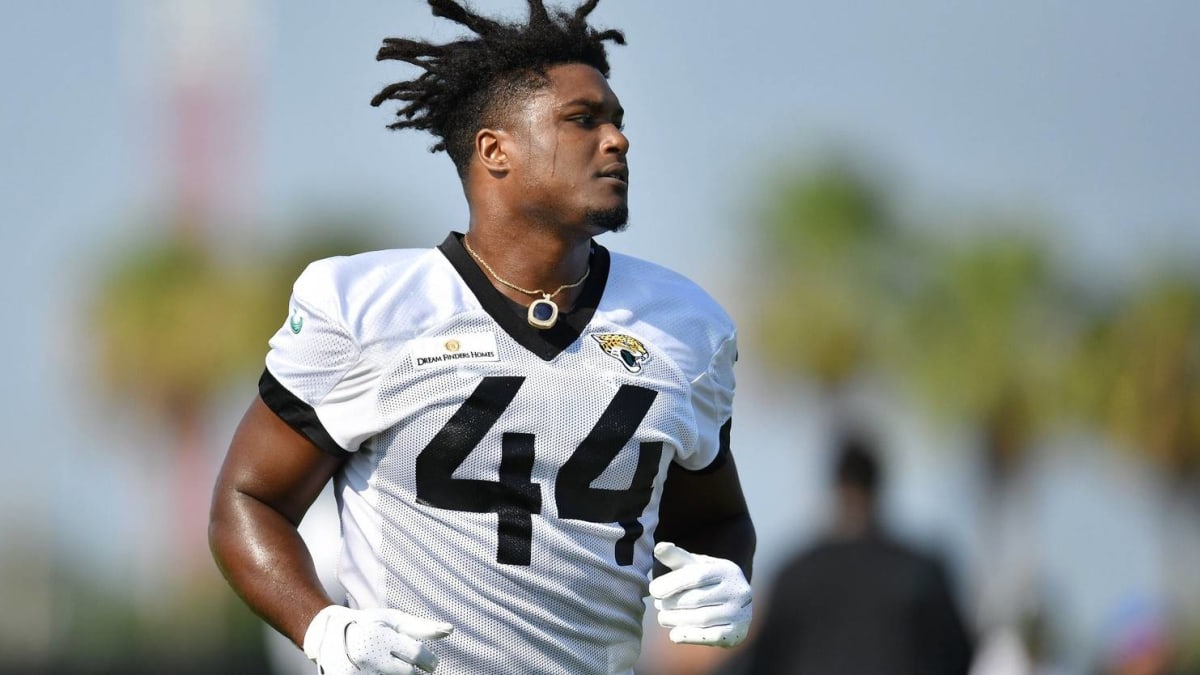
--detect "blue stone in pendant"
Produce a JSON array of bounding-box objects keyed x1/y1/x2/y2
[
  {"x1": 528, "y1": 298, "x2": 559, "y2": 329},
  {"x1": 531, "y1": 302, "x2": 555, "y2": 321}
]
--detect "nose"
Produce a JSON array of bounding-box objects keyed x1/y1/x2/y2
[{"x1": 603, "y1": 123, "x2": 629, "y2": 157}]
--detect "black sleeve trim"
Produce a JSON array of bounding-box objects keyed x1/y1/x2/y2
[
  {"x1": 675, "y1": 418, "x2": 733, "y2": 475},
  {"x1": 258, "y1": 368, "x2": 351, "y2": 458}
]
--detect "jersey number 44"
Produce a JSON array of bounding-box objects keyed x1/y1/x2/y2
[{"x1": 415, "y1": 376, "x2": 661, "y2": 567}]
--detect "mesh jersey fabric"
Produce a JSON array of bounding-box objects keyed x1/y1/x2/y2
[{"x1": 262, "y1": 233, "x2": 737, "y2": 675}]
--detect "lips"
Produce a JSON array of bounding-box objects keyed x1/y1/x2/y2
[{"x1": 598, "y1": 163, "x2": 629, "y2": 185}]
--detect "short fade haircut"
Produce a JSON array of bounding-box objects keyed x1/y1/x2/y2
[
  {"x1": 370, "y1": 0, "x2": 626, "y2": 179},
  {"x1": 833, "y1": 429, "x2": 882, "y2": 496}
]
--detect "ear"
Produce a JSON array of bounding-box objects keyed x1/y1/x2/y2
[{"x1": 475, "y1": 128, "x2": 511, "y2": 174}]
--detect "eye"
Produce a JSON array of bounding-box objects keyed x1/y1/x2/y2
[{"x1": 568, "y1": 112, "x2": 624, "y2": 132}]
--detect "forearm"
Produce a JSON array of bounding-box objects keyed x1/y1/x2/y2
[
  {"x1": 650, "y1": 514, "x2": 756, "y2": 648},
  {"x1": 656, "y1": 511, "x2": 756, "y2": 581},
  {"x1": 209, "y1": 488, "x2": 334, "y2": 647},
  {"x1": 655, "y1": 451, "x2": 756, "y2": 581}
]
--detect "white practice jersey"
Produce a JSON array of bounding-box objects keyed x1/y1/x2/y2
[{"x1": 261, "y1": 233, "x2": 736, "y2": 675}]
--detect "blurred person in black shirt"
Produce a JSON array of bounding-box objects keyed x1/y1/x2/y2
[{"x1": 739, "y1": 428, "x2": 974, "y2": 675}]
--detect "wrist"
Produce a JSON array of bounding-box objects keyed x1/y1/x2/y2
[{"x1": 302, "y1": 604, "x2": 345, "y2": 658}]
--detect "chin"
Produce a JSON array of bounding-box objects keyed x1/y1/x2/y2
[{"x1": 584, "y1": 204, "x2": 629, "y2": 233}]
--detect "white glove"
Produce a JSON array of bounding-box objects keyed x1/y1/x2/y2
[
  {"x1": 302, "y1": 605, "x2": 453, "y2": 675},
  {"x1": 649, "y1": 542, "x2": 752, "y2": 648}
]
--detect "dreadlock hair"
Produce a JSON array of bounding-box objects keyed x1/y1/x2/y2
[{"x1": 370, "y1": 0, "x2": 625, "y2": 180}]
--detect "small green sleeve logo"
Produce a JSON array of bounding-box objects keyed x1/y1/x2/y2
[{"x1": 289, "y1": 309, "x2": 304, "y2": 334}]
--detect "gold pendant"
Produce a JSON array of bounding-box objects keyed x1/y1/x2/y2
[{"x1": 527, "y1": 297, "x2": 559, "y2": 329}]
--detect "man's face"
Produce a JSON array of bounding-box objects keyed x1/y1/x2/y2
[{"x1": 503, "y1": 63, "x2": 630, "y2": 234}]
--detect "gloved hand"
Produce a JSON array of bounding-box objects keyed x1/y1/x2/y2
[
  {"x1": 302, "y1": 605, "x2": 454, "y2": 674},
  {"x1": 649, "y1": 542, "x2": 752, "y2": 648}
]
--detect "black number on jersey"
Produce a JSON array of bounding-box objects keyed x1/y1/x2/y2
[
  {"x1": 415, "y1": 376, "x2": 661, "y2": 566},
  {"x1": 557, "y1": 386, "x2": 661, "y2": 566}
]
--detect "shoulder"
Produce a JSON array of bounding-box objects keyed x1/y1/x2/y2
[
  {"x1": 607, "y1": 252, "x2": 733, "y2": 327},
  {"x1": 875, "y1": 533, "x2": 936, "y2": 564},
  {"x1": 603, "y1": 251, "x2": 736, "y2": 360},
  {"x1": 295, "y1": 248, "x2": 439, "y2": 300},
  {"x1": 767, "y1": 541, "x2": 838, "y2": 592},
  {"x1": 788, "y1": 538, "x2": 842, "y2": 569},
  {"x1": 291, "y1": 247, "x2": 452, "y2": 323},
  {"x1": 863, "y1": 535, "x2": 955, "y2": 589}
]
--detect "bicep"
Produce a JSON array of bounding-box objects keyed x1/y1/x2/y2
[
  {"x1": 209, "y1": 395, "x2": 347, "y2": 644},
  {"x1": 213, "y1": 395, "x2": 346, "y2": 526}
]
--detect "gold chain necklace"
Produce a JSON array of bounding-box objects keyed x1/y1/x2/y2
[{"x1": 463, "y1": 235, "x2": 590, "y2": 330}]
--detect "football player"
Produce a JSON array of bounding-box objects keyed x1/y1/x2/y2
[{"x1": 209, "y1": 2, "x2": 755, "y2": 673}]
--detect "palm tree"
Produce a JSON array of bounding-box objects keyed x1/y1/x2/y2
[
  {"x1": 749, "y1": 158, "x2": 1085, "y2": 644},
  {"x1": 753, "y1": 158, "x2": 900, "y2": 397},
  {"x1": 90, "y1": 213, "x2": 389, "y2": 580},
  {"x1": 1066, "y1": 276, "x2": 1200, "y2": 639},
  {"x1": 886, "y1": 232, "x2": 1073, "y2": 486},
  {"x1": 1066, "y1": 277, "x2": 1200, "y2": 482}
]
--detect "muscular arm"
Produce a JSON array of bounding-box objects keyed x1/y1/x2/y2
[
  {"x1": 209, "y1": 395, "x2": 346, "y2": 647},
  {"x1": 654, "y1": 451, "x2": 756, "y2": 580}
]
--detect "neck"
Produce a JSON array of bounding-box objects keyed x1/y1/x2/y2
[
  {"x1": 463, "y1": 216, "x2": 594, "y2": 309},
  {"x1": 831, "y1": 490, "x2": 877, "y2": 539}
]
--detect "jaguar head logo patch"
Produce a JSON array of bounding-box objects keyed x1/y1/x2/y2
[
  {"x1": 592, "y1": 333, "x2": 650, "y2": 374},
  {"x1": 289, "y1": 308, "x2": 304, "y2": 334}
]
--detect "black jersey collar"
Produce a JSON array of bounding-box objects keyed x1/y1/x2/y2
[{"x1": 438, "y1": 231, "x2": 610, "y2": 361}]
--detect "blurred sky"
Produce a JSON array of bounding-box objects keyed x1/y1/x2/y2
[{"x1": 2, "y1": 0, "x2": 1199, "y2": 667}]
